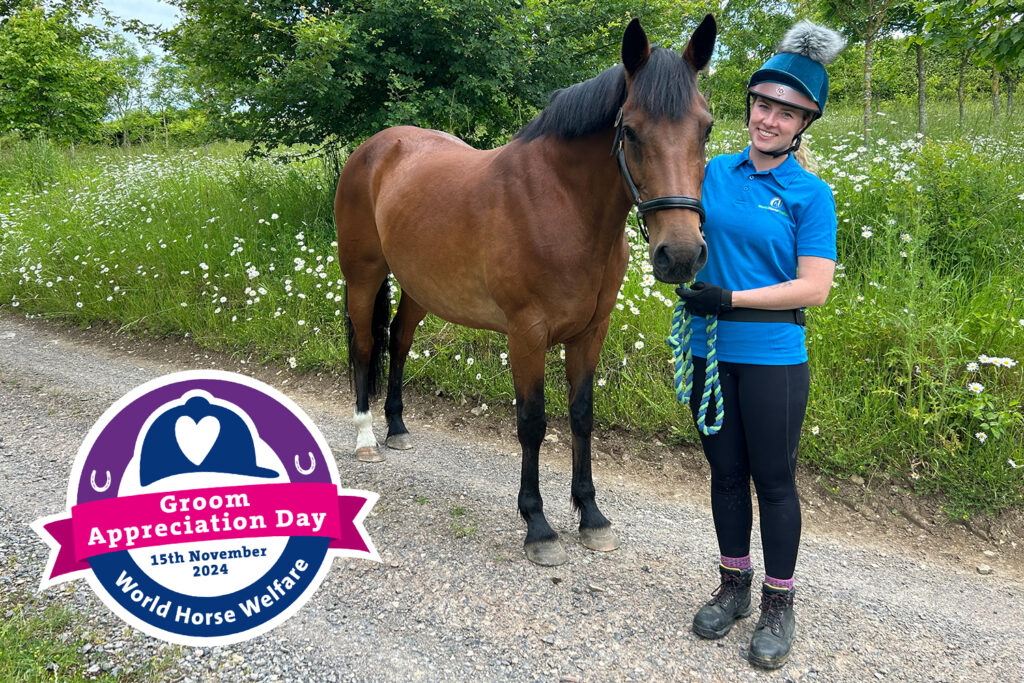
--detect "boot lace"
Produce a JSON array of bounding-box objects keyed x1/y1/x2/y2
[
  {"x1": 758, "y1": 590, "x2": 790, "y2": 635},
  {"x1": 708, "y1": 571, "x2": 746, "y2": 606}
]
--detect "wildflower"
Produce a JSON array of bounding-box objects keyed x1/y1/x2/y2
[
  {"x1": 900, "y1": 251, "x2": 908, "y2": 258},
  {"x1": 199, "y1": 262, "x2": 209, "y2": 271},
  {"x1": 297, "y1": 319, "x2": 306, "y2": 326},
  {"x1": 634, "y1": 341, "x2": 644, "y2": 350},
  {"x1": 810, "y1": 426, "x2": 819, "y2": 435},
  {"x1": 975, "y1": 432, "x2": 987, "y2": 443},
  {"x1": 455, "y1": 354, "x2": 461, "y2": 361},
  {"x1": 911, "y1": 471, "x2": 920, "y2": 480},
  {"x1": 466, "y1": 357, "x2": 474, "y2": 366},
  {"x1": 475, "y1": 373, "x2": 482, "y2": 380},
  {"x1": 1010, "y1": 459, "x2": 1020, "y2": 469},
  {"x1": 967, "y1": 362, "x2": 979, "y2": 372},
  {"x1": 180, "y1": 302, "x2": 187, "y2": 307},
  {"x1": 900, "y1": 234, "x2": 911, "y2": 242},
  {"x1": 559, "y1": 349, "x2": 566, "y2": 359},
  {"x1": 967, "y1": 382, "x2": 984, "y2": 395},
  {"x1": 271, "y1": 213, "x2": 279, "y2": 220},
  {"x1": 597, "y1": 378, "x2": 607, "y2": 387},
  {"x1": 861, "y1": 229, "x2": 873, "y2": 238},
  {"x1": 288, "y1": 357, "x2": 297, "y2": 368},
  {"x1": 246, "y1": 266, "x2": 259, "y2": 279},
  {"x1": 853, "y1": 184, "x2": 862, "y2": 192}
]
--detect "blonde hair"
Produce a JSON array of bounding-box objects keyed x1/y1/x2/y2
[{"x1": 794, "y1": 143, "x2": 818, "y2": 174}]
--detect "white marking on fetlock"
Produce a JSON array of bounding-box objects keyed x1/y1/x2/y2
[{"x1": 353, "y1": 410, "x2": 377, "y2": 450}]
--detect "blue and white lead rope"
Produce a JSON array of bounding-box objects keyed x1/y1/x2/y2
[{"x1": 666, "y1": 298, "x2": 724, "y2": 435}]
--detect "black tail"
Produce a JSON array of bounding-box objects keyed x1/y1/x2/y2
[{"x1": 344, "y1": 280, "x2": 391, "y2": 398}]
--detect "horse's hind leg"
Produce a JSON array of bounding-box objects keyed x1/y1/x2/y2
[
  {"x1": 565, "y1": 322, "x2": 619, "y2": 552},
  {"x1": 384, "y1": 293, "x2": 426, "y2": 450},
  {"x1": 509, "y1": 324, "x2": 568, "y2": 566},
  {"x1": 345, "y1": 273, "x2": 389, "y2": 462}
]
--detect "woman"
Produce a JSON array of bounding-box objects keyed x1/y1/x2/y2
[{"x1": 677, "y1": 21, "x2": 846, "y2": 669}]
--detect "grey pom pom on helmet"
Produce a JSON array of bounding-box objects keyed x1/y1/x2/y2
[
  {"x1": 747, "y1": 20, "x2": 847, "y2": 116},
  {"x1": 776, "y1": 20, "x2": 847, "y2": 66}
]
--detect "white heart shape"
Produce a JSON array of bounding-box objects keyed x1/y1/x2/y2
[{"x1": 174, "y1": 416, "x2": 220, "y2": 467}]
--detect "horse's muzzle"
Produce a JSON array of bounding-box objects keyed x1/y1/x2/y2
[{"x1": 651, "y1": 240, "x2": 707, "y2": 284}]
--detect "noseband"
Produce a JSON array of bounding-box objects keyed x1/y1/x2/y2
[{"x1": 611, "y1": 108, "x2": 706, "y2": 243}]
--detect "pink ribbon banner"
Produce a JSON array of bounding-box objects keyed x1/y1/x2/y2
[{"x1": 39, "y1": 483, "x2": 372, "y2": 580}]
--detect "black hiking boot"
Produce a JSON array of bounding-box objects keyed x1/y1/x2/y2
[
  {"x1": 692, "y1": 565, "x2": 754, "y2": 639},
  {"x1": 748, "y1": 584, "x2": 796, "y2": 669}
]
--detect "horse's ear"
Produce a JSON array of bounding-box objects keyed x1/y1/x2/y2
[
  {"x1": 682, "y1": 14, "x2": 716, "y2": 72},
  {"x1": 622, "y1": 18, "x2": 650, "y2": 77}
]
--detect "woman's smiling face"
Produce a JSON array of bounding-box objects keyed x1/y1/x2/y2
[{"x1": 747, "y1": 95, "x2": 808, "y2": 155}]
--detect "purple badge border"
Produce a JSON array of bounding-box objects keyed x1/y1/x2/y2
[{"x1": 75, "y1": 376, "x2": 332, "y2": 505}]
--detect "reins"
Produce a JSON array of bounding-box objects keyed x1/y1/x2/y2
[{"x1": 666, "y1": 298, "x2": 724, "y2": 436}]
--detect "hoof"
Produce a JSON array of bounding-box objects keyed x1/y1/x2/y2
[
  {"x1": 385, "y1": 433, "x2": 414, "y2": 450},
  {"x1": 580, "y1": 525, "x2": 619, "y2": 552},
  {"x1": 356, "y1": 446, "x2": 384, "y2": 463},
  {"x1": 525, "y1": 539, "x2": 569, "y2": 567}
]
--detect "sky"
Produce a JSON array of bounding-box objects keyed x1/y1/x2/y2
[{"x1": 100, "y1": 0, "x2": 179, "y2": 29}]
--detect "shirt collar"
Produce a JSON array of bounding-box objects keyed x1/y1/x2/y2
[{"x1": 730, "y1": 146, "x2": 800, "y2": 189}]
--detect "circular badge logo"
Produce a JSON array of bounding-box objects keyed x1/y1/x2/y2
[{"x1": 32, "y1": 371, "x2": 379, "y2": 646}]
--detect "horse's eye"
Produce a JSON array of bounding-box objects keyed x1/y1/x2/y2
[
  {"x1": 704, "y1": 124, "x2": 713, "y2": 142},
  {"x1": 623, "y1": 127, "x2": 638, "y2": 143}
]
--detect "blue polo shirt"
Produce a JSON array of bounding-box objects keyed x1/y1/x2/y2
[{"x1": 687, "y1": 147, "x2": 837, "y2": 364}]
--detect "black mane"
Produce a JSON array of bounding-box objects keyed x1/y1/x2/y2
[{"x1": 514, "y1": 48, "x2": 697, "y2": 143}]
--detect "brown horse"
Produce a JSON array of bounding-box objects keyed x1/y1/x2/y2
[{"x1": 335, "y1": 16, "x2": 716, "y2": 565}]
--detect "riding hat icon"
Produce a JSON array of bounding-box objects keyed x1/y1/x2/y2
[{"x1": 139, "y1": 395, "x2": 279, "y2": 486}]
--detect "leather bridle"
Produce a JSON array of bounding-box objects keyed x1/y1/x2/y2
[{"x1": 611, "y1": 107, "x2": 706, "y2": 243}]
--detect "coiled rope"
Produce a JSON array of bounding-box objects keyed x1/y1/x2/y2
[{"x1": 666, "y1": 298, "x2": 724, "y2": 435}]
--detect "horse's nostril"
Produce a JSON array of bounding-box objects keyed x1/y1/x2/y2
[
  {"x1": 697, "y1": 242, "x2": 708, "y2": 268},
  {"x1": 652, "y1": 244, "x2": 672, "y2": 272}
]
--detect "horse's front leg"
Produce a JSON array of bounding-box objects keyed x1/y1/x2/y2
[
  {"x1": 565, "y1": 322, "x2": 619, "y2": 552},
  {"x1": 509, "y1": 327, "x2": 568, "y2": 566}
]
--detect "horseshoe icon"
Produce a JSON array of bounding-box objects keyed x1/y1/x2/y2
[
  {"x1": 294, "y1": 451, "x2": 316, "y2": 476},
  {"x1": 90, "y1": 469, "x2": 111, "y2": 492}
]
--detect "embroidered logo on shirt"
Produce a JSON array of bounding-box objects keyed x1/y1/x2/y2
[{"x1": 758, "y1": 196, "x2": 790, "y2": 218}]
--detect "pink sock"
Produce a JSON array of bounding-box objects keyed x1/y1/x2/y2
[
  {"x1": 720, "y1": 554, "x2": 751, "y2": 570},
  {"x1": 764, "y1": 575, "x2": 794, "y2": 591}
]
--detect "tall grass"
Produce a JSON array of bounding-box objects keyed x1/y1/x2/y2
[{"x1": 1, "y1": 103, "x2": 1021, "y2": 516}]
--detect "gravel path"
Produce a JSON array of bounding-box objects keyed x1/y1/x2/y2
[{"x1": 1, "y1": 313, "x2": 1022, "y2": 682}]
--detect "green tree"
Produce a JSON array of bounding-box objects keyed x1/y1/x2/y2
[
  {"x1": 704, "y1": 0, "x2": 796, "y2": 119},
  {"x1": 921, "y1": 1, "x2": 1024, "y2": 121},
  {"x1": 814, "y1": 0, "x2": 900, "y2": 142},
  {"x1": 104, "y1": 34, "x2": 156, "y2": 147},
  {"x1": 150, "y1": 58, "x2": 196, "y2": 148},
  {"x1": 163, "y1": 0, "x2": 690, "y2": 153},
  {"x1": 0, "y1": 3, "x2": 113, "y2": 141}
]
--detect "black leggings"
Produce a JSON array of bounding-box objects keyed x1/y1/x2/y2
[{"x1": 689, "y1": 356, "x2": 809, "y2": 579}]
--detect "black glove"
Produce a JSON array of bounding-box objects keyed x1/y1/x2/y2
[{"x1": 675, "y1": 282, "x2": 734, "y2": 317}]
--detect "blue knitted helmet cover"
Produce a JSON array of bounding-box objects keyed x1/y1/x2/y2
[{"x1": 748, "y1": 53, "x2": 829, "y2": 114}]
